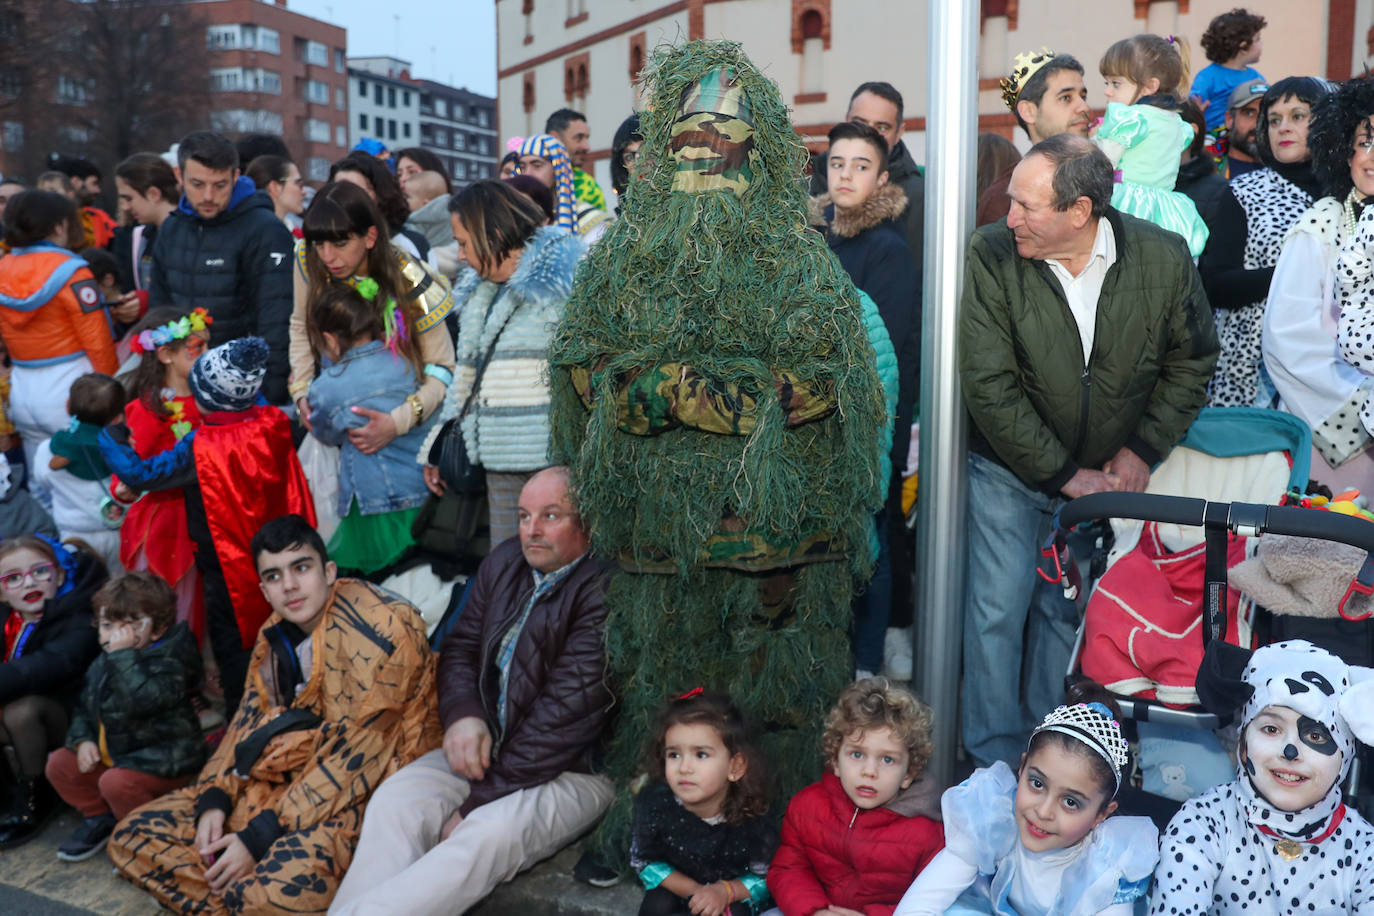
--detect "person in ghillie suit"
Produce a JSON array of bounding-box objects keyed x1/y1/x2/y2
[{"x1": 547, "y1": 39, "x2": 887, "y2": 863}]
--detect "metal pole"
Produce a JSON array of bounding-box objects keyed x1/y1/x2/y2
[{"x1": 915, "y1": 0, "x2": 977, "y2": 789}]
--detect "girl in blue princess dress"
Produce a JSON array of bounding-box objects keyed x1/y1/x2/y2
[
  {"x1": 893, "y1": 681, "x2": 1158, "y2": 916},
  {"x1": 1095, "y1": 34, "x2": 1209, "y2": 258}
]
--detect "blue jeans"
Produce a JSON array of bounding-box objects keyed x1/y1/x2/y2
[{"x1": 961, "y1": 453, "x2": 1078, "y2": 768}]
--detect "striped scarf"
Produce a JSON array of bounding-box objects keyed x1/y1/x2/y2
[{"x1": 518, "y1": 134, "x2": 576, "y2": 232}]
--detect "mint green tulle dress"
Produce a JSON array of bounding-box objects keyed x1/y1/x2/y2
[{"x1": 1097, "y1": 101, "x2": 1209, "y2": 257}]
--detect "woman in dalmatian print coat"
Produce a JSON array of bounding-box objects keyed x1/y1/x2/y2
[
  {"x1": 1150, "y1": 640, "x2": 1374, "y2": 916},
  {"x1": 1204, "y1": 77, "x2": 1329, "y2": 410},
  {"x1": 1264, "y1": 76, "x2": 1374, "y2": 495}
]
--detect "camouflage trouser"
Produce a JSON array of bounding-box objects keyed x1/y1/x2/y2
[{"x1": 109, "y1": 788, "x2": 362, "y2": 916}]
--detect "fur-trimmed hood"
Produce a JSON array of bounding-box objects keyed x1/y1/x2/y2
[
  {"x1": 809, "y1": 183, "x2": 909, "y2": 239},
  {"x1": 449, "y1": 225, "x2": 583, "y2": 345}
]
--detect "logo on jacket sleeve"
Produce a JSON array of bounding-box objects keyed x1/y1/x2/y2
[
  {"x1": 71, "y1": 279, "x2": 102, "y2": 313},
  {"x1": 269, "y1": 252, "x2": 285, "y2": 267}
]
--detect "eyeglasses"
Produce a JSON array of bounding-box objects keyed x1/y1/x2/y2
[{"x1": 0, "y1": 563, "x2": 56, "y2": 591}]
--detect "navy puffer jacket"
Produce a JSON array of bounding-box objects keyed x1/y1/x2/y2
[{"x1": 148, "y1": 178, "x2": 295, "y2": 404}]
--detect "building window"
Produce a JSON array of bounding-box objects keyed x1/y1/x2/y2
[
  {"x1": 374, "y1": 84, "x2": 383, "y2": 105},
  {"x1": 56, "y1": 74, "x2": 90, "y2": 104},
  {"x1": 358, "y1": 79, "x2": 367, "y2": 95},
  {"x1": 207, "y1": 24, "x2": 238, "y2": 49},
  {"x1": 306, "y1": 156, "x2": 330, "y2": 182},
  {"x1": 387, "y1": 87, "x2": 396, "y2": 108},
  {"x1": 453, "y1": 161, "x2": 466, "y2": 179},
  {"x1": 475, "y1": 137, "x2": 487, "y2": 155},
  {"x1": 336, "y1": 125, "x2": 347, "y2": 147},
  {"x1": 522, "y1": 72, "x2": 535, "y2": 114},
  {"x1": 210, "y1": 68, "x2": 280, "y2": 94},
  {"x1": 630, "y1": 31, "x2": 647, "y2": 81},
  {"x1": 360, "y1": 113, "x2": 369, "y2": 130},
  {"x1": 477, "y1": 108, "x2": 490, "y2": 127},
  {"x1": 563, "y1": 52, "x2": 589, "y2": 103},
  {"x1": 0, "y1": 71, "x2": 20, "y2": 100},
  {"x1": 334, "y1": 49, "x2": 346, "y2": 72},
  {"x1": 435, "y1": 128, "x2": 448, "y2": 146},
  {"x1": 211, "y1": 109, "x2": 284, "y2": 134},
  {"x1": 336, "y1": 87, "x2": 345, "y2": 110},
  {"x1": 2, "y1": 121, "x2": 22, "y2": 152},
  {"x1": 305, "y1": 41, "x2": 328, "y2": 67},
  {"x1": 454, "y1": 132, "x2": 466, "y2": 151},
  {"x1": 306, "y1": 118, "x2": 332, "y2": 142},
  {"x1": 256, "y1": 27, "x2": 280, "y2": 54},
  {"x1": 403, "y1": 123, "x2": 411, "y2": 138},
  {"x1": 402, "y1": 90, "x2": 411, "y2": 106},
  {"x1": 305, "y1": 80, "x2": 329, "y2": 104},
  {"x1": 420, "y1": 93, "x2": 433, "y2": 114}
]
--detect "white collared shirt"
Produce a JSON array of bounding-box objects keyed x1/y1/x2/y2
[{"x1": 1044, "y1": 218, "x2": 1117, "y2": 363}]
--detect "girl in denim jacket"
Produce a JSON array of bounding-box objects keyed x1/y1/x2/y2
[{"x1": 306, "y1": 284, "x2": 438, "y2": 573}]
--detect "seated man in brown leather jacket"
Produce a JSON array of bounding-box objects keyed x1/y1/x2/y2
[{"x1": 330, "y1": 466, "x2": 614, "y2": 915}]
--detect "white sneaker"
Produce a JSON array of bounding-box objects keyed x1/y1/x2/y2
[{"x1": 883, "y1": 627, "x2": 913, "y2": 681}]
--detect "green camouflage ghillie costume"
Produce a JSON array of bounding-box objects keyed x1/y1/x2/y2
[{"x1": 547, "y1": 40, "x2": 885, "y2": 859}]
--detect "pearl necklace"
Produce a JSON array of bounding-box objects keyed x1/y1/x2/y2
[{"x1": 1345, "y1": 189, "x2": 1363, "y2": 238}]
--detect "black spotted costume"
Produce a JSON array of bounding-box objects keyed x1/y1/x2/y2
[
  {"x1": 1207, "y1": 167, "x2": 1317, "y2": 408},
  {"x1": 1150, "y1": 640, "x2": 1374, "y2": 915}
]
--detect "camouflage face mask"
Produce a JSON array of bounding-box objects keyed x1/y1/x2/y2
[{"x1": 669, "y1": 67, "x2": 758, "y2": 195}]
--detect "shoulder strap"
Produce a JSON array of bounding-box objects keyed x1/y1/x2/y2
[{"x1": 456, "y1": 303, "x2": 520, "y2": 422}]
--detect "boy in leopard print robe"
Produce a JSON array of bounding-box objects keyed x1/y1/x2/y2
[{"x1": 108, "y1": 515, "x2": 441, "y2": 915}]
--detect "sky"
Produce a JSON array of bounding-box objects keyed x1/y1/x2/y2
[{"x1": 286, "y1": 0, "x2": 498, "y2": 96}]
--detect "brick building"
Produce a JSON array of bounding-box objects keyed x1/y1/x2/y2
[{"x1": 201, "y1": 0, "x2": 349, "y2": 182}]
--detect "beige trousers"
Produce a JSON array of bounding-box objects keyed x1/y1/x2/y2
[{"x1": 328, "y1": 748, "x2": 613, "y2": 916}]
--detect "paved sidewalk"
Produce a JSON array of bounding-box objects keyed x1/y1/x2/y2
[{"x1": 1, "y1": 808, "x2": 642, "y2": 915}]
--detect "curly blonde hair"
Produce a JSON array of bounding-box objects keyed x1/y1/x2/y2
[{"x1": 821, "y1": 677, "x2": 934, "y2": 780}]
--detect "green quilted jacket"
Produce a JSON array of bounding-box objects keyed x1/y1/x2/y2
[
  {"x1": 66, "y1": 621, "x2": 207, "y2": 778},
  {"x1": 960, "y1": 208, "x2": 1218, "y2": 494}
]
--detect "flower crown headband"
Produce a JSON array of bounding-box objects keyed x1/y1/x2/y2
[
  {"x1": 1031, "y1": 702, "x2": 1129, "y2": 792},
  {"x1": 130, "y1": 308, "x2": 212, "y2": 355},
  {"x1": 1001, "y1": 47, "x2": 1058, "y2": 112}
]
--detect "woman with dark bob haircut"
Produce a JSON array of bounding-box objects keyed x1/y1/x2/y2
[
  {"x1": 1202, "y1": 76, "x2": 1330, "y2": 409},
  {"x1": 0, "y1": 190, "x2": 119, "y2": 472},
  {"x1": 417, "y1": 180, "x2": 584, "y2": 540},
  {"x1": 1264, "y1": 75, "x2": 1374, "y2": 495},
  {"x1": 289, "y1": 179, "x2": 455, "y2": 454}
]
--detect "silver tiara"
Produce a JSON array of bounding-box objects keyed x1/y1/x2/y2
[{"x1": 1032, "y1": 703, "x2": 1129, "y2": 789}]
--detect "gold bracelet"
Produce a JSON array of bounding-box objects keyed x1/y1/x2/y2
[
  {"x1": 721, "y1": 880, "x2": 733, "y2": 905},
  {"x1": 407, "y1": 393, "x2": 424, "y2": 426}
]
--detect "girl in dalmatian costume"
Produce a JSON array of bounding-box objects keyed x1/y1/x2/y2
[
  {"x1": 896, "y1": 685, "x2": 1159, "y2": 915},
  {"x1": 1151, "y1": 640, "x2": 1374, "y2": 915}
]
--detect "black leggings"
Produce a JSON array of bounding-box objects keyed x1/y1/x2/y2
[
  {"x1": 0, "y1": 695, "x2": 68, "y2": 779},
  {"x1": 639, "y1": 887, "x2": 753, "y2": 916}
]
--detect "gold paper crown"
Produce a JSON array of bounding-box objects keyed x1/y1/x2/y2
[{"x1": 1000, "y1": 47, "x2": 1058, "y2": 111}]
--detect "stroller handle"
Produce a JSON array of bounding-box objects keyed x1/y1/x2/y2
[{"x1": 1059, "y1": 492, "x2": 1374, "y2": 553}]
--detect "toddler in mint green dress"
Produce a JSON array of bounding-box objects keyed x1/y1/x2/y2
[{"x1": 1095, "y1": 101, "x2": 1209, "y2": 257}]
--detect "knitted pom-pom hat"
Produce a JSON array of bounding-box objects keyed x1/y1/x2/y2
[{"x1": 189, "y1": 336, "x2": 268, "y2": 412}]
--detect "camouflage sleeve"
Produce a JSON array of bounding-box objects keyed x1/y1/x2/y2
[{"x1": 570, "y1": 361, "x2": 835, "y2": 436}]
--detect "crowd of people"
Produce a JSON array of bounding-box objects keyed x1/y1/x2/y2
[{"x1": 0, "y1": 7, "x2": 1373, "y2": 914}]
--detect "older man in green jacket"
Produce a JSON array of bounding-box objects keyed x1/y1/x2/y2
[{"x1": 958, "y1": 134, "x2": 1218, "y2": 767}]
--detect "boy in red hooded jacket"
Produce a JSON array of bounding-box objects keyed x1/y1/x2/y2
[{"x1": 768, "y1": 679, "x2": 944, "y2": 916}]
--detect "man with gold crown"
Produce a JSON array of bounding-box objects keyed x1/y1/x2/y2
[
  {"x1": 979, "y1": 48, "x2": 1092, "y2": 224},
  {"x1": 547, "y1": 38, "x2": 886, "y2": 864}
]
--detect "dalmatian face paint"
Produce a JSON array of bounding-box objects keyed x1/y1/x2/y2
[{"x1": 1241, "y1": 706, "x2": 1344, "y2": 812}]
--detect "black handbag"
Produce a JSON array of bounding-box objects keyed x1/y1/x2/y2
[{"x1": 430, "y1": 309, "x2": 515, "y2": 495}]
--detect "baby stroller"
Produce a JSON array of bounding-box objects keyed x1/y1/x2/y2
[{"x1": 1045, "y1": 409, "x2": 1374, "y2": 816}]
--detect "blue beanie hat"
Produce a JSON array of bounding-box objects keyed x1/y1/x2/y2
[{"x1": 189, "y1": 337, "x2": 268, "y2": 412}]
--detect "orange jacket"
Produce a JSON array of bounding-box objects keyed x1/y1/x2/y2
[{"x1": 0, "y1": 244, "x2": 117, "y2": 374}]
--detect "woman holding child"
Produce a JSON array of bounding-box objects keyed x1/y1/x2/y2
[{"x1": 289, "y1": 180, "x2": 455, "y2": 456}]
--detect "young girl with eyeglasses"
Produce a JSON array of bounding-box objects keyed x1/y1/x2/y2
[{"x1": 0, "y1": 535, "x2": 107, "y2": 849}]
